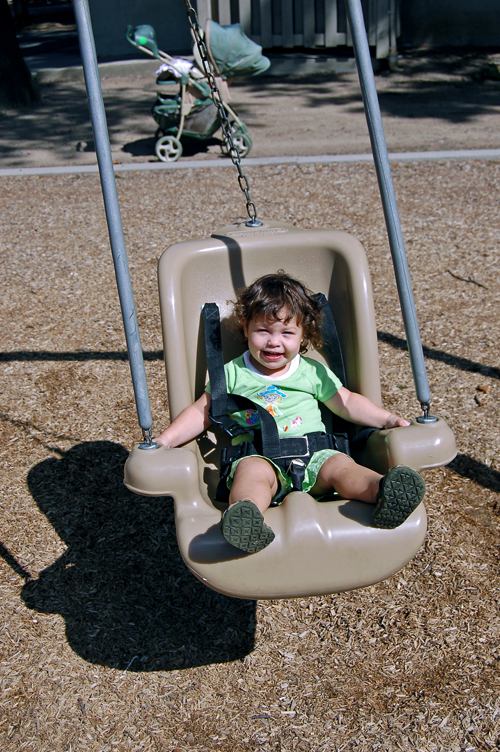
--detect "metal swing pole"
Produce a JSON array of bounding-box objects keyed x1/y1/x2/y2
[
  {"x1": 73, "y1": 0, "x2": 158, "y2": 447},
  {"x1": 345, "y1": 0, "x2": 436, "y2": 423}
]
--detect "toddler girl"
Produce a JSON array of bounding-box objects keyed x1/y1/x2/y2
[{"x1": 155, "y1": 271, "x2": 425, "y2": 553}]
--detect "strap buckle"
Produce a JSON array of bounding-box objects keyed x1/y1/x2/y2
[
  {"x1": 286, "y1": 457, "x2": 308, "y2": 492},
  {"x1": 209, "y1": 411, "x2": 251, "y2": 440},
  {"x1": 277, "y1": 435, "x2": 310, "y2": 460}
]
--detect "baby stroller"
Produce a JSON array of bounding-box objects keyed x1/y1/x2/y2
[{"x1": 126, "y1": 20, "x2": 270, "y2": 162}]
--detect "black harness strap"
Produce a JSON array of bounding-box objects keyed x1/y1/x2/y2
[
  {"x1": 202, "y1": 302, "x2": 228, "y2": 419},
  {"x1": 313, "y1": 293, "x2": 346, "y2": 384},
  {"x1": 313, "y1": 293, "x2": 379, "y2": 460},
  {"x1": 314, "y1": 292, "x2": 379, "y2": 457},
  {"x1": 313, "y1": 293, "x2": 351, "y2": 456}
]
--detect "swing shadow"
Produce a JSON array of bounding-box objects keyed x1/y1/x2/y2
[
  {"x1": 377, "y1": 331, "x2": 500, "y2": 380},
  {"x1": 21, "y1": 441, "x2": 256, "y2": 671}
]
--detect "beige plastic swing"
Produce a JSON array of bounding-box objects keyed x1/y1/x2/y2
[
  {"x1": 74, "y1": 0, "x2": 455, "y2": 601},
  {"x1": 124, "y1": 220, "x2": 456, "y2": 600}
]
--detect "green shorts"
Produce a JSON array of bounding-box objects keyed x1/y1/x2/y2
[{"x1": 226, "y1": 448, "x2": 342, "y2": 504}]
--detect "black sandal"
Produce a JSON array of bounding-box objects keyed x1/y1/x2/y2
[
  {"x1": 372, "y1": 466, "x2": 426, "y2": 529},
  {"x1": 220, "y1": 500, "x2": 275, "y2": 552}
]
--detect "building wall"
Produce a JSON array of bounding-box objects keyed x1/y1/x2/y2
[
  {"x1": 401, "y1": 0, "x2": 500, "y2": 49},
  {"x1": 88, "y1": 0, "x2": 193, "y2": 60},
  {"x1": 87, "y1": 0, "x2": 500, "y2": 61}
]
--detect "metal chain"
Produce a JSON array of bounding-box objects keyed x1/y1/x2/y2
[{"x1": 184, "y1": 0, "x2": 261, "y2": 226}]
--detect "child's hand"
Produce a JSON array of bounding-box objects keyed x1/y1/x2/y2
[
  {"x1": 153, "y1": 434, "x2": 171, "y2": 448},
  {"x1": 383, "y1": 415, "x2": 410, "y2": 429},
  {"x1": 152, "y1": 392, "x2": 212, "y2": 449}
]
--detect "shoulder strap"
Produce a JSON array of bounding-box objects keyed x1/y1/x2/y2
[
  {"x1": 313, "y1": 292, "x2": 352, "y2": 454},
  {"x1": 202, "y1": 302, "x2": 228, "y2": 420},
  {"x1": 201, "y1": 302, "x2": 282, "y2": 450},
  {"x1": 313, "y1": 293, "x2": 346, "y2": 385},
  {"x1": 314, "y1": 293, "x2": 379, "y2": 458}
]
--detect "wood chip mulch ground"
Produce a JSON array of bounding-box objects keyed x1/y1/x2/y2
[{"x1": 0, "y1": 160, "x2": 499, "y2": 751}]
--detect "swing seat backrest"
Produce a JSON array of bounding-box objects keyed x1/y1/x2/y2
[{"x1": 125, "y1": 220, "x2": 455, "y2": 599}]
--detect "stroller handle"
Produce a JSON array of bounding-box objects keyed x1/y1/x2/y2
[{"x1": 126, "y1": 24, "x2": 162, "y2": 60}]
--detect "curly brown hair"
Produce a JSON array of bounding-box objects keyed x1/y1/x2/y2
[{"x1": 233, "y1": 270, "x2": 323, "y2": 354}]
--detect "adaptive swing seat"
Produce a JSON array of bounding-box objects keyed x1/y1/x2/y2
[
  {"x1": 74, "y1": 0, "x2": 457, "y2": 601},
  {"x1": 124, "y1": 220, "x2": 456, "y2": 600}
]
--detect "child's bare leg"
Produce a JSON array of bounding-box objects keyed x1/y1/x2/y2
[
  {"x1": 311, "y1": 454, "x2": 381, "y2": 503},
  {"x1": 221, "y1": 457, "x2": 278, "y2": 552},
  {"x1": 229, "y1": 456, "x2": 279, "y2": 513},
  {"x1": 311, "y1": 453, "x2": 426, "y2": 529}
]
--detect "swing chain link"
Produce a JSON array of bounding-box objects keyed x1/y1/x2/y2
[
  {"x1": 184, "y1": 0, "x2": 262, "y2": 226},
  {"x1": 140, "y1": 427, "x2": 159, "y2": 450},
  {"x1": 417, "y1": 401, "x2": 437, "y2": 424}
]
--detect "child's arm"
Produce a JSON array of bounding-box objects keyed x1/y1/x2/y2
[
  {"x1": 324, "y1": 387, "x2": 410, "y2": 429},
  {"x1": 154, "y1": 391, "x2": 212, "y2": 448}
]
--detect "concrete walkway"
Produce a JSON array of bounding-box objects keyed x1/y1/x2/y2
[
  {"x1": 2, "y1": 148, "x2": 500, "y2": 178},
  {"x1": 3, "y1": 18, "x2": 500, "y2": 170}
]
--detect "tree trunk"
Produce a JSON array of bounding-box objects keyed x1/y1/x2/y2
[
  {"x1": 12, "y1": 0, "x2": 31, "y2": 29},
  {"x1": 0, "y1": 0, "x2": 39, "y2": 109}
]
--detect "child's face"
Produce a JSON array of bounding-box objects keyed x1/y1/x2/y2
[{"x1": 243, "y1": 308, "x2": 303, "y2": 376}]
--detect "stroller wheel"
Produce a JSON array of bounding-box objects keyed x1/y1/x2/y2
[
  {"x1": 230, "y1": 130, "x2": 252, "y2": 158},
  {"x1": 155, "y1": 135, "x2": 182, "y2": 163}
]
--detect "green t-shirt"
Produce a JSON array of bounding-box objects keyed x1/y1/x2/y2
[{"x1": 206, "y1": 352, "x2": 342, "y2": 437}]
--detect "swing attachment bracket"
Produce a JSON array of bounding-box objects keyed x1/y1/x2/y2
[
  {"x1": 417, "y1": 402, "x2": 438, "y2": 424},
  {"x1": 139, "y1": 427, "x2": 160, "y2": 450}
]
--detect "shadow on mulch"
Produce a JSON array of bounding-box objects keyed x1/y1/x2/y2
[
  {"x1": 20, "y1": 441, "x2": 256, "y2": 671},
  {"x1": 378, "y1": 331, "x2": 500, "y2": 381},
  {"x1": 449, "y1": 453, "x2": 500, "y2": 494}
]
